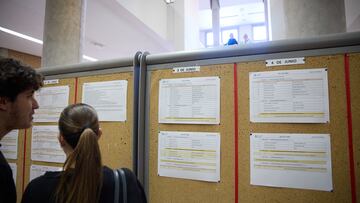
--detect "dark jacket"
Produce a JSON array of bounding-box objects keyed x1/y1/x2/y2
[
  {"x1": 22, "y1": 166, "x2": 146, "y2": 203},
  {"x1": 0, "y1": 150, "x2": 17, "y2": 203}
]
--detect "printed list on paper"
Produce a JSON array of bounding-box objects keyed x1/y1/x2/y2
[
  {"x1": 9, "y1": 163, "x2": 17, "y2": 184},
  {"x1": 30, "y1": 164, "x2": 62, "y2": 182},
  {"x1": 250, "y1": 68, "x2": 329, "y2": 123},
  {"x1": 31, "y1": 125, "x2": 66, "y2": 163},
  {"x1": 250, "y1": 133, "x2": 333, "y2": 191},
  {"x1": 159, "y1": 77, "x2": 220, "y2": 124},
  {"x1": 82, "y1": 80, "x2": 128, "y2": 121},
  {"x1": 0, "y1": 130, "x2": 18, "y2": 159},
  {"x1": 34, "y1": 86, "x2": 70, "y2": 122},
  {"x1": 158, "y1": 131, "x2": 220, "y2": 182}
]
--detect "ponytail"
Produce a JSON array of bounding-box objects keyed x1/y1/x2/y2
[{"x1": 55, "y1": 103, "x2": 102, "y2": 203}]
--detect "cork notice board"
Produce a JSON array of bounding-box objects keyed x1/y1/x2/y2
[
  {"x1": 349, "y1": 53, "x2": 360, "y2": 199},
  {"x1": 24, "y1": 78, "x2": 76, "y2": 191},
  {"x1": 148, "y1": 64, "x2": 235, "y2": 203},
  {"x1": 236, "y1": 54, "x2": 355, "y2": 203},
  {"x1": 21, "y1": 71, "x2": 134, "y2": 202},
  {"x1": 7, "y1": 130, "x2": 25, "y2": 203},
  {"x1": 77, "y1": 72, "x2": 134, "y2": 169}
]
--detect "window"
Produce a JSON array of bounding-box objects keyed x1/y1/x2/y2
[
  {"x1": 252, "y1": 25, "x2": 267, "y2": 41},
  {"x1": 206, "y1": 32, "x2": 214, "y2": 47}
]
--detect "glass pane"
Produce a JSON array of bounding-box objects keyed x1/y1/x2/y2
[
  {"x1": 206, "y1": 32, "x2": 214, "y2": 47},
  {"x1": 253, "y1": 25, "x2": 267, "y2": 41}
]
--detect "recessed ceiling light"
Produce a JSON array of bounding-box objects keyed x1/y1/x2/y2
[
  {"x1": 82, "y1": 55, "x2": 98, "y2": 61},
  {"x1": 0, "y1": 26, "x2": 98, "y2": 61},
  {"x1": 0, "y1": 26, "x2": 43, "y2": 44}
]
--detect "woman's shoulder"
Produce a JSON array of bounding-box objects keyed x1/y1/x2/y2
[
  {"x1": 29, "y1": 171, "x2": 61, "y2": 185},
  {"x1": 102, "y1": 165, "x2": 113, "y2": 173},
  {"x1": 25, "y1": 171, "x2": 61, "y2": 192},
  {"x1": 22, "y1": 171, "x2": 61, "y2": 203}
]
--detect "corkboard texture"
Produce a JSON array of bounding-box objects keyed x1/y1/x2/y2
[
  {"x1": 77, "y1": 73, "x2": 134, "y2": 169},
  {"x1": 237, "y1": 54, "x2": 354, "y2": 203},
  {"x1": 148, "y1": 64, "x2": 235, "y2": 203}
]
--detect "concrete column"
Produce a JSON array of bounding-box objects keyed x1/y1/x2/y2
[
  {"x1": 42, "y1": 0, "x2": 86, "y2": 67},
  {"x1": 283, "y1": 0, "x2": 346, "y2": 39},
  {"x1": 211, "y1": 0, "x2": 220, "y2": 46}
]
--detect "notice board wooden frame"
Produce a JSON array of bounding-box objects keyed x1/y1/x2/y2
[
  {"x1": 148, "y1": 64, "x2": 235, "y2": 203},
  {"x1": 146, "y1": 53, "x2": 359, "y2": 203},
  {"x1": 6, "y1": 130, "x2": 25, "y2": 203},
  {"x1": 20, "y1": 71, "x2": 134, "y2": 202},
  {"x1": 23, "y1": 78, "x2": 75, "y2": 193},
  {"x1": 236, "y1": 54, "x2": 354, "y2": 202},
  {"x1": 76, "y1": 73, "x2": 134, "y2": 169}
]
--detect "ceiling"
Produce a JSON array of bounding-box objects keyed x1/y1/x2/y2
[
  {"x1": 0, "y1": 0, "x2": 174, "y2": 61},
  {"x1": 0, "y1": 0, "x2": 259, "y2": 62}
]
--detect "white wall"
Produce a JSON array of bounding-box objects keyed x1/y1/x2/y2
[
  {"x1": 167, "y1": 1, "x2": 185, "y2": 51},
  {"x1": 344, "y1": 0, "x2": 360, "y2": 31},
  {"x1": 166, "y1": 0, "x2": 202, "y2": 51},
  {"x1": 116, "y1": 0, "x2": 168, "y2": 39},
  {"x1": 85, "y1": 0, "x2": 174, "y2": 59},
  {"x1": 268, "y1": 0, "x2": 286, "y2": 41},
  {"x1": 184, "y1": 0, "x2": 201, "y2": 50}
]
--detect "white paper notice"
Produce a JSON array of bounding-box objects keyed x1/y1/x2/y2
[
  {"x1": 30, "y1": 164, "x2": 62, "y2": 182},
  {"x1": 250, "y1": 133, "x2": 333, "y2": 191},
  {"x1": 9, "y1": 163, "x2": 17, "y2": 184},
  {"x1": 82, "y1": 80, "x2": 128, "y2": 121},
  {"x1": 0, "y1": 130, "x2": 18, "y2": 159},
  {"x1": 158, "y1": 131, "x2": 220, "y2": 182},
  {"x1": 31, "y1": 125, "x2": 66, "y2": 163},
  {"x1": 159, "y1": 77, "x2": 220, "y2": 124},
  {"x1": 250, "y1": 68, "x2": 329, "y2": 123},
  {"x1": 34, "y1": 86, "x2": 70, "y2": 122}
]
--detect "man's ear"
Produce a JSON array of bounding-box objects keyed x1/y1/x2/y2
[{"x1": 0, "y1": 97, "x2": 10, "y2": 111}]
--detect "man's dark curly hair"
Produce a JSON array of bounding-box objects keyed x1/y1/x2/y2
[{"x1": 0, "y1": 58, "x2": 44, "y2": 102}]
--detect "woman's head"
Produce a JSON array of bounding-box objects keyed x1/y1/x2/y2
[
  {"x1": 56, "y1": 103, "x2": 103, "y2": 203},
  {"x1": 59, "y1": 103, "x2": 100, "y2": 149}
]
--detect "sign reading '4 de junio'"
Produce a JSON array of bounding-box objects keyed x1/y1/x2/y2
[{"x1": 266, "y1": 57, "x2": 305, "y2": 67}]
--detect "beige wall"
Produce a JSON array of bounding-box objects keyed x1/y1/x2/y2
[{"x1": 0, "y1": 48, "x2": 41, "y2": 69}]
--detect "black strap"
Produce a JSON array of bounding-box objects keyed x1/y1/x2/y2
[
  {"x1": 118, "y1": 169, "x2": 127, "y2": 203},
  {"x1": 114, "y1": 168, "x2": 127, "y2": 203},
  {"x1": 113, "y1": 169, "x2": 120, "y2": 203}
]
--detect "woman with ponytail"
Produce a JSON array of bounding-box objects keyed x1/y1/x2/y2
[{"x1": 22, "y1": 103, "x2": 146, "y2": 203}]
